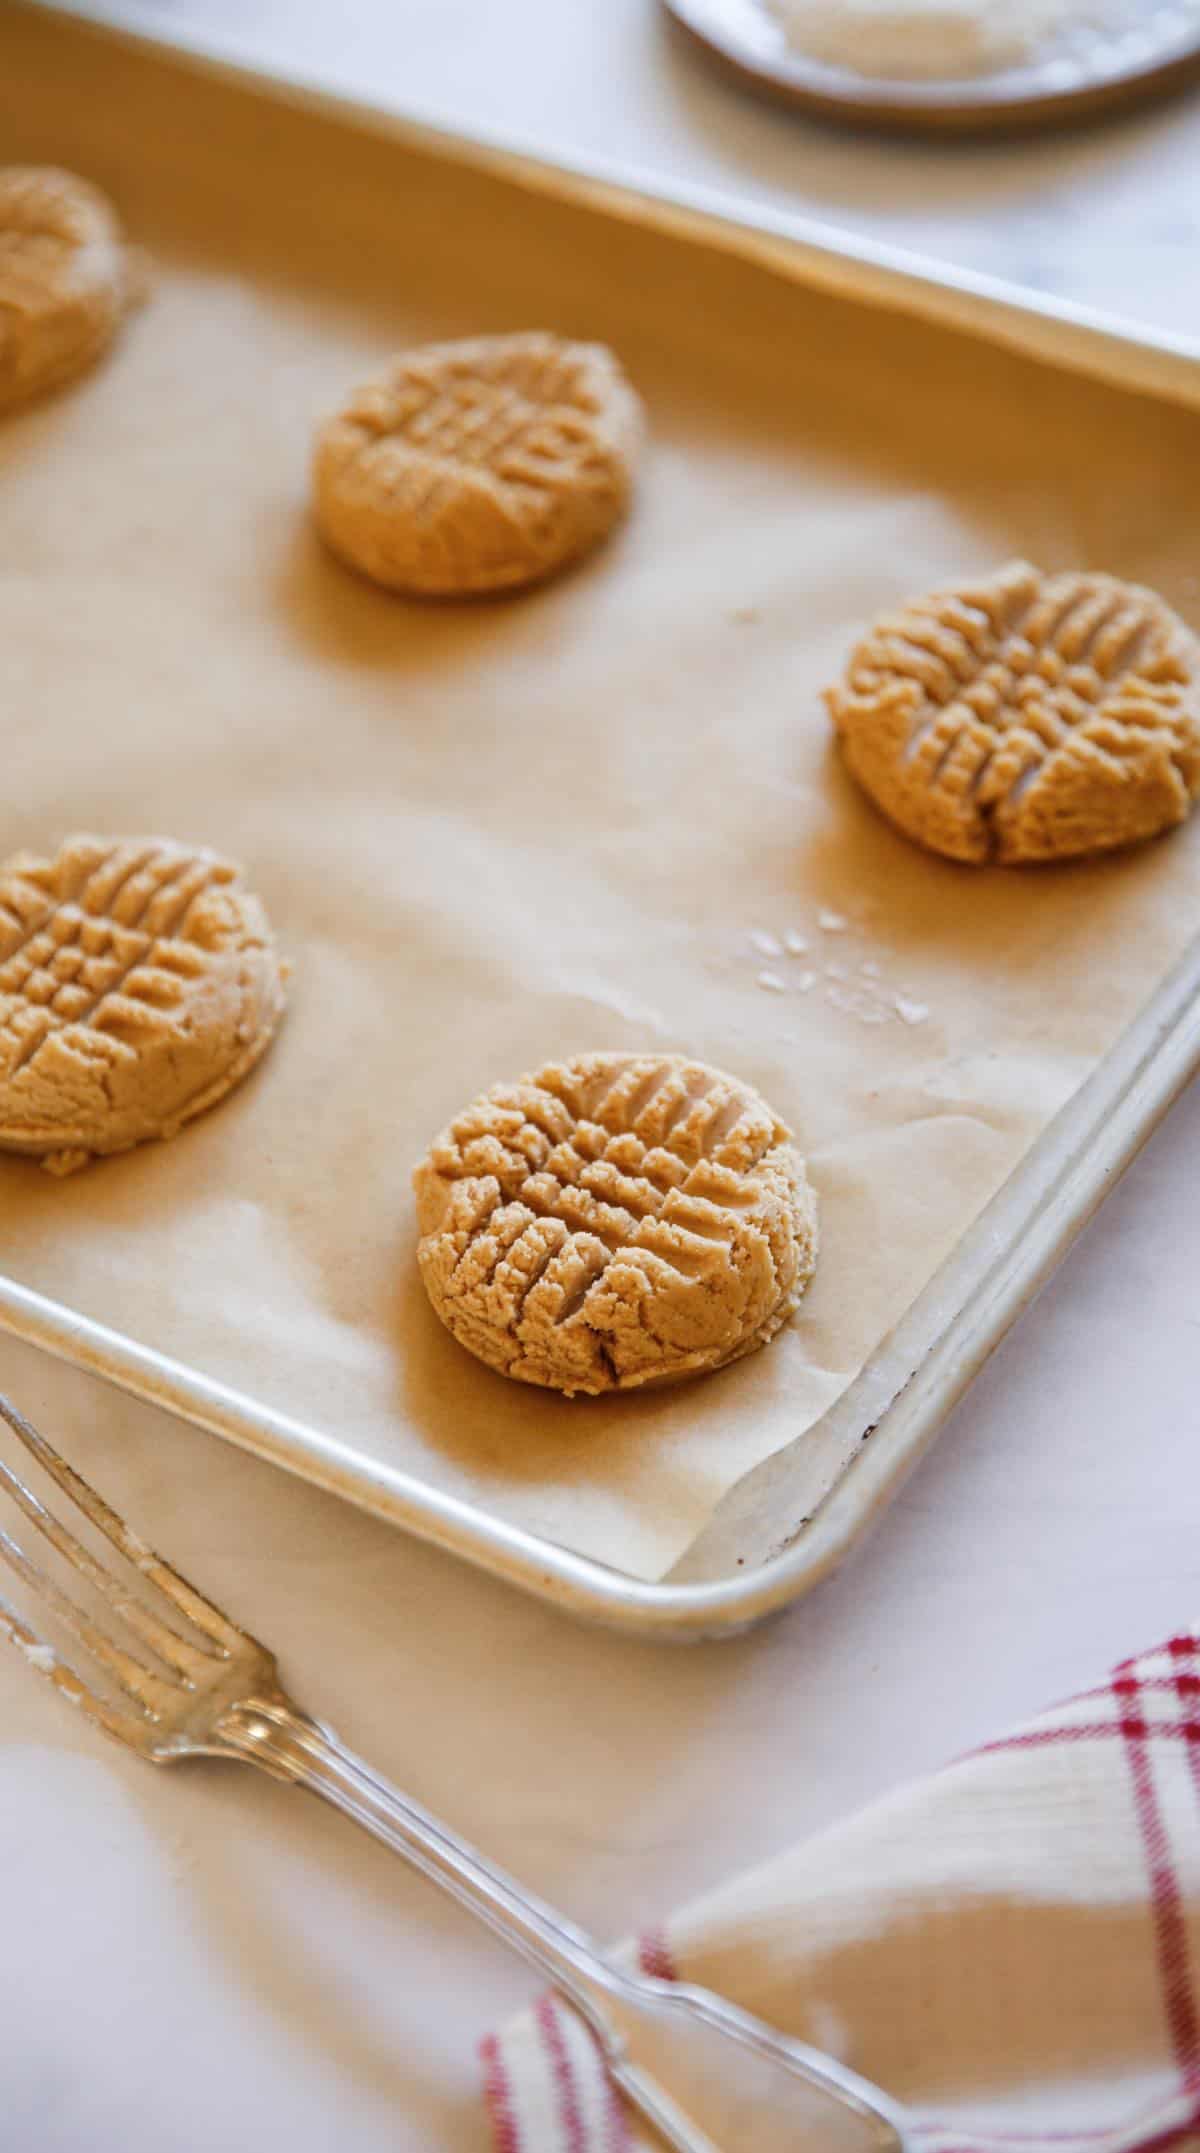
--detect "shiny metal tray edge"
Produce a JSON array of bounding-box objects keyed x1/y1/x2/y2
[
  {"x1": 22, "y1": 0, "x2": 1200, "y2": 420},
  {"x1": 2, "y1": 933, "x2": 1198, "y2": 1639}
]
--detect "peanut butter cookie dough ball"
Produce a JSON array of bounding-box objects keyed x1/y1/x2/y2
[
  {"x1": 0, "y1": 835, "x2": 287, "y2": 1175},
  {"x1": 0, "y1": 168, "x2": 139, "y2": 411},
  {"x1": 826, "y1": 561, "x2": 1200, "y2": 864},
  {"x1": 413, "y1": 1052, "x2": 818, "y2": 1396},
  {"x1": 313, "y1": 333, "x2": 642, "y2": 597}
]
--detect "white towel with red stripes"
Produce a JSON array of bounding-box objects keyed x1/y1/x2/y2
[{"x1": 482, "y1": 1630, "x2": 1200, "y2": 2153}]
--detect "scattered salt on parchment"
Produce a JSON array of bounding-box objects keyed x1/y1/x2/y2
[{"x1": 828, "y1": 983, "x2": 889, "y2": 1023}]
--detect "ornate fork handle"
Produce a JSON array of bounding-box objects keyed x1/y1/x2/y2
[{"x1": 218, "y1": 1692, "x2": 910, "y2": 2153}]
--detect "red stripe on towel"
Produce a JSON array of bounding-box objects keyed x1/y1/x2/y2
[
  {"x1": 637, "y1": 1928, "x2": 680, "y2": 1983},
  {"x1": 980, "y1": 1722, "x2": 1200, "y2": 1758},
  {"x1": 535, "y1": 1994, "x2": 587, "y2": 2153},
  {"x1": 1071, "y1": 1677, "x2": 1200, "y2": 1708},
  {"x1": 1114, "y1": 1663, "x2": 1200, "y2": 2099},
  {"x1": 1115, "y1": 1637, "x2": 1200, "y2": 1675},
  {"x1": 480, "y1": 2033, "x2": 523, "y2": 2153},
  {"x1": 1169, "y1": 1637, "x2": 1200, "y2": 1819}
]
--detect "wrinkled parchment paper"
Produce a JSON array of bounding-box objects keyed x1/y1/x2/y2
[{"x1": 4, "y1": 15, "x2": 1200, "y2": 1583}]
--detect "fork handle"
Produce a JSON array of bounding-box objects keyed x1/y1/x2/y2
[
  {"x1": 221, "y1": 1691, "x2": 627, "y2": 2007},
  {"x1": 220, "y1": 1694, "x2": 722, "y2": 2151},
  {"x1": 219, "y1": 1693, "x2": 909, "y2": 2153}
]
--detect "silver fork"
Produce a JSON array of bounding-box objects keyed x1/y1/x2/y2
[{"x1": 0, "y1": 1390, "x2": 912, "y2": 2153}]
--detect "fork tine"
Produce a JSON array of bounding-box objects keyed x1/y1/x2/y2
[
  {"x1": 0, "y1": 1391, "x2": 245, "y2": 1653},
  {"x1": 0, "y1": 1522, "x2": 181, "y2": 1718},
  {"x1": 0, "y1": 1581, "x2": 152, "y2": 1750},
  {"x1": 0, "y1": 1439, "x2": 218, "y2": 1678}
]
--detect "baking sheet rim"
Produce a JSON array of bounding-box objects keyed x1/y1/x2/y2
[{"x1": 20, "y1": 0, "x2": 1200, "y2": 418}]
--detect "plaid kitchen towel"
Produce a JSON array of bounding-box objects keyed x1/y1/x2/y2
[{"x1": 483, "y1": 1631, "x2": 1200, "y2": 2153}]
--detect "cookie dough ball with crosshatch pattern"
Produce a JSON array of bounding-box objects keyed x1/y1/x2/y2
[
  {"x1": 0, "y1": 836, "x2": 288, "y2": 1175},
  {"x1": 413, "y1": 1052, "x2": 818, "y2": 1397},
  {"x1": 313, "y1": 332, "x2": 643, "y2": 596},
  {"x1": 0, "y1": 167, "x2": 137, "y2": 412},
  {"x1": 825, "y1": 561, "x2": 1200, "y2": 864}
]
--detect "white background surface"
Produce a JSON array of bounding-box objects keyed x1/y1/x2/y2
[{"x1": 7, "y1": 6, "x2": 1200, "y2": 2148}]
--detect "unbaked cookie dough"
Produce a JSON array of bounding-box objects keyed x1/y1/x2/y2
[
  {"x1": 0, "y1": 167, "x2": 138, "y2": 412},
  {"x1": 0, "y1": 835, "x2": 288, "y2": 1174},
  {"x1": 825, "y1": 560, "x2": 1200, "y2": 864},
  {"x1": 413, "y1": 1052, "x2": 818, "y2": 1396},
  {"x1": 313, "y1": 332, "x2": 642, "y2": 597}
]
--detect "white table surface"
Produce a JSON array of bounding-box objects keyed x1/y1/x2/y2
[{"x1": 7, "y1": 7, "x2": 1200, "y2": 2149}]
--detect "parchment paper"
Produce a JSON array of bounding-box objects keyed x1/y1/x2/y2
[{"x1": 4, "y1": 14, "x2": 1200, "y2": 1583}]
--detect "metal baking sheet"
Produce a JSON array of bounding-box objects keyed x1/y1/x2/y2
[{"x1": 3, "y1": 6, "x2": 1200, "y2": 1638}]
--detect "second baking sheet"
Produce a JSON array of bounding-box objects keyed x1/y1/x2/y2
[{"x1": 3, "y1": 14, "x2": 1200, "y2": 1583}]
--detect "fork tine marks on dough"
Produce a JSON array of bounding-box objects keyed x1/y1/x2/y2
[{"x1": 412, "y1": 1052, "x2": 818, "y2": 1395}]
